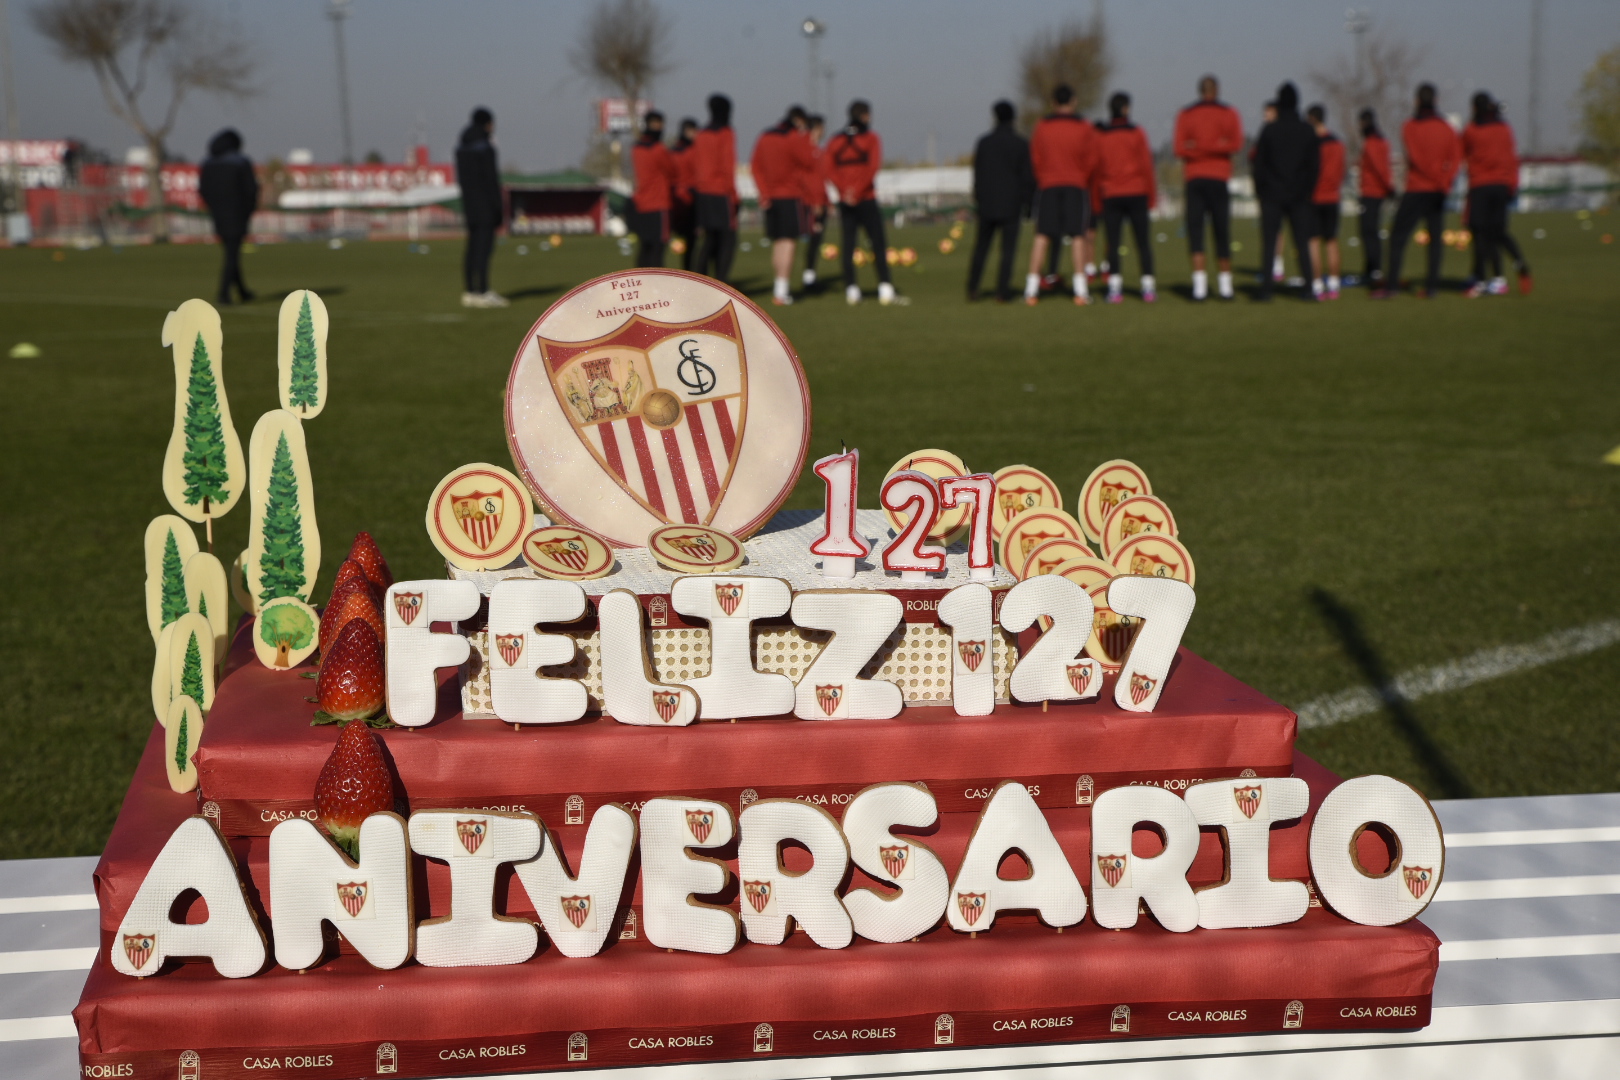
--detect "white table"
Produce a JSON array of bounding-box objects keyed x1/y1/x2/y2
[{"x1": 6, "y1": 794, "x2": 1617, "y2": 1079}]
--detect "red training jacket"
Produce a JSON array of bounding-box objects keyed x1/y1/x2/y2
[
  {"x1": 1463, "y1": 120, "x2": 1518, "y2": 190},
  {"x1": 802, "y1": 135, "x2": 828, "y2": 207},
  {"x1": 1030, "y1": 113, "x2": 1098, "y2": 190},
  {"x1": 670, "y1": 139, "x2": 697, "y2": 203},
  {"x1": 1402, "y1": 115, "x2": 1461, "y2": 194},
  {"x1": 692, "y1": 126, "x2": 736, "y2": 199},
  {"x1": 1359, "y1": 134, "x2": 1393, "y2": 198},
  {"x1": 1095, "y1": 120, "x2": 1156, "y2": 205},
  {"x1": 1313, "y1": 133, "x2": 1345, "y2": 204},
  {"x1": 750, "y1": 123, "x2": 814, "y2": 203},
  {"x1": 1174, "y1": 100, "x2": 1243, "y2": 182},
  {"x1": 826, "y1": 128, "x2": 882, "y2": 204},
  {"x1": 631, "y1": 138, "x2": 676, "y2": 213}
]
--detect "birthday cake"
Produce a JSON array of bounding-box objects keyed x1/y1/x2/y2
[{"x1": 76, "y1": 273, "x2": 1443, "y2": 1078}]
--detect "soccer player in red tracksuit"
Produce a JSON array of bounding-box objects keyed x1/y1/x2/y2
[
  {"x1": 1024, "y1": 83, "x2": 1099, "y2": 305},
  {"x1": 1306, "y1": 104, "x2": 1344, "y2": 299},
  {"x1": 692, "y1": 94, "x2": 738, "y2": 283},
  {"x1": 1096, "y1": 92, "x2": 1157, "y2": 303},
  {"x1": 1174, "y1": 75, "x2": 1242, "y2": 300},
  {"x1": 669, "y1": 117, "x2": 699, "y2": 271},
  {"x1": 802, "y1": 114, "x2": 829, "y2": 288},
  {"x1": 1357, "y1": 109, "x2": 1392, "y2": 289},
  {"x1": 1463, "y1": 92, "x2": 1532, "y2": 296},
  {"x1": 750, "y1": 104, "x2": 813, "y2": 305},
  {"x1": 1380, "y1": 83, "x2": 1460, "y2": 298},
  {"x1": 828, "y1": 99, "x2": 896, "y2": 305},
  {"x1": 629, "y1": 111, "x2": 675, "y2": 269}
]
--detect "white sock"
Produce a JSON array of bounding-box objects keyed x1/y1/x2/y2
[
  {"x1": 1024, "y1": 273, "x2": 1040, "y2": 299},
  {"x1": 1273, "y1": 256, "x2": 1286, "y2": 279},
  {"x1": 1328, "y1": 275, "x2": 1340, "y2": 292},
  {"x1": 774, "y1": 276, "x2": 790, "y2": 300},
  {"x1": 1072, "y1": 272, "x2": 1089, "y2": 299},
  {"x1": 1312, "y1": 278, "x2": 1324, "y2": 296},
  {"x1": 1192, "y1": 270, "x2": 1208, "y2": 299},
  {"x1": 1084, "y1": 262, "x2": 1098, "y2": 277},
  {"x1": 1141, "y1": 274, "x2": 1156, "y2": 295},
  {"x1": 1218, "y1": 271, "x2": 1233, "y2": 297},
  {"x1": 1107, "y1": 273, "x2": 1123, "y2": 295}
]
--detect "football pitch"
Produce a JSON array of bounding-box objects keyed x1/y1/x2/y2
[{"x1": 1, "y1": 210, "x2": 1616, "y2": 859}]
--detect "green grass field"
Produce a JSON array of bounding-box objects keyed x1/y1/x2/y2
[{"x1": 2, "y1": 209, "x2": 1617, "y2": 859}]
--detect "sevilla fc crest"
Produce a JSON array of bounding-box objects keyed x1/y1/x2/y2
[
  {"x1": 1403, "y1": 865, "x2": 1434, "y2": 900},
  {"x1": 456, "y1": 818, "x2": 489, "y2": 855},
  {"x1": 686, "y1": 808, "x2": 715, "y2": 844},
  {"x1": 956, "y1": 891, "x2": 987, "y2": 926},
  {"x1": 653, "y1": 690, "x2": 682, "y2": 722},
  {"x1": 815, "y1": 684, "x2": 843, "y2": 715},
  {"x1": 1129, "y1": 672, "x2": 1157, "y2": 705},
  {"x1": 1066, "y1": 662, "x2": 1094, "y2": 695},
  {"x1": 1233, "y1": 785, "x2": 1262, "y2": 819},
  {"x1": 123, "y1": 932, "x2": 155, "y2": 971},
  {"x1": 879, "y1": 843, "x2": 910, "y2": 880},
  {"x1": 715, "y1": 582, "x2": 744, "y2": 616},
  {"x1": 393, "y1": 591, "x2": 423, "y2": 625},
  {"x1": 561, "y1": 894, "x2": 592, "y2": 929},
  {"x1": 743, "y1": 879, "x2": 773, "y2": 914},
  {"x1": 958, "y1": 640, "x2": 985, "y2": 672},
  {"x1": 542, "y1": 536, "x2": 590, "y2": 571},
  {"x1": 495, "y1": 633, "x2": 524, "y2": 666},
  {"x1": 1098, "y1": 854, "x2": 1128, "y2": 888},
  {"x1": 668, "y1": 533, "x2": 716, "y2": 561},
  {"x1": 337, "y1": 881, "x2": 370, "y2": 918}
]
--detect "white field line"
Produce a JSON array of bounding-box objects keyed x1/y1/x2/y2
[
  {"x1": 0, "y1": 1015, "x2": 76, "y2": 1043},
  {"x1": 1434, "y1": 874, "x2": 1620, "y2": 902},
  {"x1": 0, "y1": 892, "x2": 98, "y2": 915},
  {"x1": 1295, "y1": 618, "x2": 1620, "y2": 730},
  {"x1": 1440, "y1": 933, "x2": 1620, "y2": 962},
  {"x1": 0, "y1": 946, "x2": 98, "y2": 974},
  {"x1": 1445, "y1": 826, "x2": 1620, "y2": 847}
]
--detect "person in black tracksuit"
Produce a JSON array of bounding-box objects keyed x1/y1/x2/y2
[
  {"x1": 967, "y1": 100, "x2": 1033, "y2": 302},
  {"x1": 455, "y1": 107, "x2": 506, "y2": 305},
  {"x1": 1251, "y1": 82, "x2": 1318, "y2": 299},
  {"x1": 198, "y1": 129, "x2": 259, "y2": 305}
]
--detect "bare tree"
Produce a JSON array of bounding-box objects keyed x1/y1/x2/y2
[
  {"x1": 30, "y1": 0, "x2": 255, "y2": 240},
  {"x1": 1577, "y1": 43, "x2": 1620, "y2": 164},
  {"x1": 572, "y1": 0, "x2": 673, "y2": 181},
  {"x1": 1017, "y1": 15, "x2": 1111, "y2": 131},
  {"x1": 1311, "y1": 26, "x2": 1426, "y2": 159}
]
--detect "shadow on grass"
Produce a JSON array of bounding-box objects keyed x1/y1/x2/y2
[
  {"x1": 1308, "y1": 587, "x2": 1474, "y2": 799},
  {"x1": 269, "y1": 286, "x2": 349, "y2": 301},
  {"x1": 505, "y1": 284, "x2": 569, "y2": 302}
]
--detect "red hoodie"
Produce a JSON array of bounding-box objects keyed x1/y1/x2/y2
[
  {"x1": 750, "y1": 123, "x2": 814, "y2": 203},
  {"x1": 826, "y1": 128, "x2": 882, "y2": 204},
  {"x1": 1402, "y1": 114, "x2": 1461, "y2": 194},
  {"x1": 1313, "y1": 133, "x2": 1345, "y2": 204},
  {"x1": 1173, "y1": 100, "x2": 1243, "y2": 182},
  {"x1": 670, "y1": 138, "x2": 697, "y2": 204},
  {"x1": 1359, "y1": 134, "x2": 1393, "y2": 198},
  {"x1": 692, "y1": 126, "x2": 736, "y2": 199},
  {"x1": 1030, "y1": 113, "x2": 1098, "y2": 190},
  {"x1": 631, "y1": 137, "x2": 676, "y2": 213},
  {"x1": 1463, "y1": 120, "x2": 1518, "y2": 190},
  {"x1": 1096, "y1": 120, "x2": 1156, "y2": 205}
]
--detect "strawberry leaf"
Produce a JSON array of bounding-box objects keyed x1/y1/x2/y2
[{"x1": 310, "y1": 710, "x2": 344, "y2": 726}]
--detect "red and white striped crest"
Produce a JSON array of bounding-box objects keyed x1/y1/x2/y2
[
  {"x1": 879, "y1": 844, "x2": 910, "y2": 879},
  {"x1": 1403, "y1": 865, "x2": 1434, "y2": 900},
  {"x1": 1066, "y1": 663, "x2": 1093, "y2": 695},
  {"x1": 958, "y1": 640, "x2": 985, "y2": 672},
  {"x1": 667, "y1": 533, "x2": 716, "y2": 561},
  {"x1": 1233, "y1": 785, "x2": 1262, "y2": 819},
  {"x1": 685, "y1": 808, "x2": 714, "y2": 844},
  {"x1": 561, "y1": 894, "x2": 592, "y2": 928},
  {"x1": 743, "y1": 880, "x2": 773, "y2": 913},
  {"x1": 456, "y1": 818, "x2": 488, "y2": 854},
  {"x1": 653, "y1": 690, "x2": 681, "y2": 722},
  {"x1": 495, "y1": 634, "x2": 524, "y2": 666},
  {"x1": 393, "y1": 591, "x2": 423, "y2": 625},
  {"x1": 337, "y1": 881, "x2": 369, "y2": 918},
  {"x1": 715, "y1": 583, "x2": 744, "y2": 616},
  {"x1": 1129, "y1": 672, "x2": 1157, "y2": 705},
  {"x1": 815, "y1": 684, "x2": 843, "y2": 714},
  {"x1": 1098, "y1": 855, "x2": 1128, "y2": 888},
  {"x1": 956, "y1": 891, "x2": 987, "y2": 926},
  {"x1": 541, "y1": 537, "x2": 591, "y2": 571},
  {"x1": 451, "y1": 491, "x2": 505, "y2": 551},
  {"x1": 123, "y1": 932, "x2": 155, "y2": 971}
]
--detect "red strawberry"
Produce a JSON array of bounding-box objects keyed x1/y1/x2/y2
[
  {"x1": 330, "y1": 558, "x2": 373, "y2": 603},
  {"x1": 319, "y1": 580, "x2": 385, "y2": 657},
  {"x1": 317, "y1": 619, "x2": 385, "y2": 722},
  {"x1": 349, "y1": 532, "x2": 394, "y2": 591},
  {"x1": 313, "y1": 717, "x2": 394, "y2": 859}
]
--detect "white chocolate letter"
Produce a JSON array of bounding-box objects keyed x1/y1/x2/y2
[
  {"x1": 1309, "y1": 775, "x2": 1445, "y2": 926},
  {"x1": 842, "y1": 783, "x2": 950, "y2": 942},
  {"x1": 385, "y1": 580, "x2": 478, "y2": 726},
  {"x1": 947, "y1": 782, "x2": 1086, "y2": 932},
  {"x1": 1107, "y1": 575, "x2": 1195, "y2": 712},
  {"x1": 1090, "y1": 785, "x2": 1200, "y2": 932},
  {"x1": 737, "y1": 800, "x2": 853, "y2": 948},
  {"x1": 937, "y1": 582, "x2": 996, "y2": 716},
  {"x1": 1186, "y1": 778, "x2": 1310, "y2": 929},
  {"x1": 639, "y1": 798, "x2": 739, "y2": 954},
  {"x1": 487, "y1": 578, "x2": 588, "y2": 724},
  {"x1": 269, "y1": 814, "x2": 414, "y2": 970},
  {"x1": 999, "y1": 574, "x2": 1101, "y2": 703},
  {"x1": 790, "y1": 590, "x2": 903, "y2": 719},
  {"x1": 513, "y1": 805, "x2": 637, "y2": 958},
  {"x1": 597, "y1": 590, "x2": 699, "y2": 726},
  {"x1": 671, "y1": 575, "x2": 794, "y2": 719},
  {"x1": 409, "y1": 811, "x2": 542, "y2": 967}
]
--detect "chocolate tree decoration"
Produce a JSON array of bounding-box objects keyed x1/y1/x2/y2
[
  {"x1": 161, "y1": 300, "x2": 245, "y2": 545},
  {"x1": 279, "y1": 291, "x2": 330, "y2": 419}
]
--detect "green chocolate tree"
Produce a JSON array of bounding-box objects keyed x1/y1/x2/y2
[
  {"x1": 174, "y1": 709, "x2": 190, "y2": 775},
  {"x1": 259, "y1": 602, "x2": 315, "y2": 668},
  {"x1": 160, "y1": 529, "x2": 189, "y2": 628},
  {"x1": 287, "y1": 294, "x2": 320, "y2": 414},
  {"x1": 179, "y1": 631, "x2": 205, "y2": 704},
  {"x1": 257, "y1": 433, "x2": 306, "y2": 602},
  {"x1": 180, "y1": 333, "x2": 231, "y2": 515}
]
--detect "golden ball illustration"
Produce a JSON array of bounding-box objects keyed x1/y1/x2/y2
[{"x1": 641, "y1": 389, "x2": 682, "y2": 428}]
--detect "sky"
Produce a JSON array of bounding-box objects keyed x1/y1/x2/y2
[{"x1": 8, "y1": 0, "x2": 1620, "y2": 171}]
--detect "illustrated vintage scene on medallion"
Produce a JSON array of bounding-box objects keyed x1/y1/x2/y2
[{"x1": 3, "y1": 1, "x2": 1619, "y2": 1079}]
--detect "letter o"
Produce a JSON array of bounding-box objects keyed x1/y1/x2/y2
[{"x1": 1309, "y1": 774, "x2": 1444, "y2": 926}]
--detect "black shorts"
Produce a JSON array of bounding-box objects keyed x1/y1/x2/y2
[
  {"x1": 629, "y1": 208, "x2": 668, "y2": 244},
  {"x1": 1035, "y1": 186, "x2": 1090, "y2": 238},
  {"x1": 694, "y1": 192, "x2": 735, "y2": 231},
  {"x1": 670, "y1": 199, "x2": 695, "y2": 236},
  {"x1": 764, "y1": 198, "x2": 805, "y2": 240},
  {"x1": 1315, "y1": 202, "x2": 1341, "y2": 239},
  {"x1": 1183, "y1": 177, "x2": 1231, "y2": 256}
]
